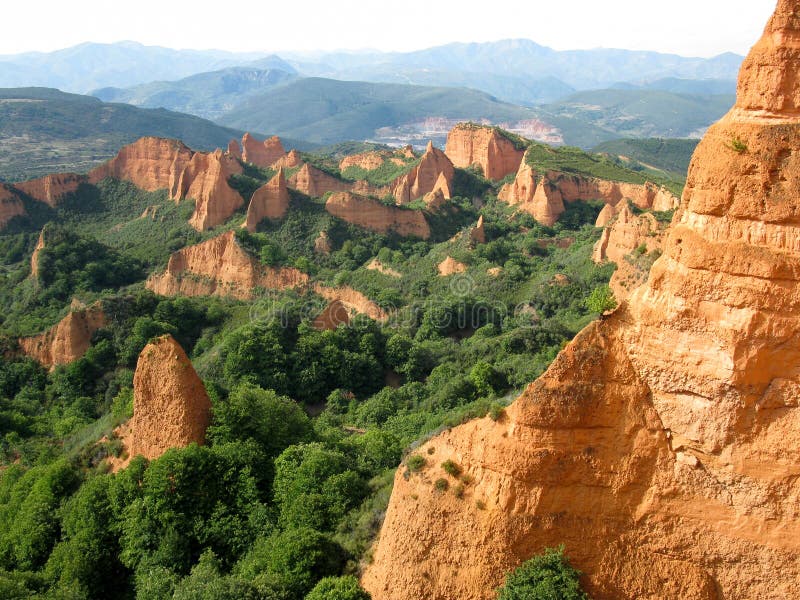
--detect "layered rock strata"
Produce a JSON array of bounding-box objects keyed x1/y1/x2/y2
[{"x1": 363, "y1": 2, "x2": 800, "y2": 599}]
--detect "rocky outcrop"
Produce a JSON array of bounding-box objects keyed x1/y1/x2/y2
[
  {"x1": 88, "y1": 137, "x2": 195, "y2": 192},
  {"x1": 241, "y1": 133, "x2": 285, "y2": 168},
  {"x1": 445, "y1": 123, "x2": 525, "y2": 180},
  {"x1": 0, "y1": 185, "x2": 26, "y2": 229},
  {"x1": 130, "y1": 335, "x2": 211, "y2": 461},
  {"x1": 18, "y1": 303, "x2": 106, "y2": 369},
  {"x1": 14, "y1": 173, "x2": 84, "y2": 207},
  {"x1": 593, "y1": 202, "x2": 666, "y2": 300},
  {"x1": 30, "y1": 229, "x2": 45, "y2": 277},
  {"x1": 313, "y1": 300, "x2": 351, "y2": 331},
  {"x1": 325, "y1": 192, "x2": 430, "y2": 239},
  {"x1": 147, "y1": 231, "x2": 308, "y2": 300},
  {"x1": 88, "y1": 137, "x2": 244, "y2": 231},
  {"x1": 272, "y1": 149, "x2": 302, "y2": 169},
  {"x1": 499, "y1": 153, "x2": 679, "y2": 225},
  {"x1": 314, "y1": 230, "x2": 332, "y2": 255},
  {"x1": 314, "y1": 284, "x2": 388, "y2": 322},
  {"x1": 366, "y1": 259, "x2": 401, "y2": 278},
  {"x1": 227, "y1": 139, "x2": 242, "y2": 160},
  {"x1": 339, "y1": 151, "x2": 387, "y2": 172},
  {"x1": 243, "y1": 169, "x2": 289, "y2": 232},
  {"x1": 289, "y1": 163, "x2": 351, "y2": 197},
  {"x1": 469, "y1": 215, "x2": 486, "y2": 245},
  {"x1": 595, "y1": 203, "x2": 618, "y2": 227},
  {"x1": 437, "y1": 256, "x2": 467, "y2": 276},
  {"x1": 392, "y1": 142, "x2": 455, "y2": 204},
  {"x1": 177, "y1": 150, "x2": 244, "y2": 231},
  {"x1": 363, "y1": 3, "x2": 800, "y2": 599}
]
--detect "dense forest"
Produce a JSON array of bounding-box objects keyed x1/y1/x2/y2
[{"x1": 0, "y1": 141, "x2": 628, "y2": 599}]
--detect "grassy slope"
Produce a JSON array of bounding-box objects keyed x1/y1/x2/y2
[{"x1": 591, "y1": 138, "x2": 699, "y2": 179}]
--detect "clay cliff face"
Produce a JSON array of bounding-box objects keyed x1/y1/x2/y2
[
  {"x1": 130, "y1": 335, "x2": 211, "y2": 461},
  {"x1": 325, "y1": 192, "x2": 430, "y2": 239},
  {"x1": 88, "y1": 137, "x2": 245, "y2": 231},
  {"x1": 147, "y1": 230, "x2": 308, "y2": 300},
  {"x1": 593, "y1": 203, "x2": 667, "y2": 301},
  {"x1": 243, "y1": 169, "x2": 290, "y2": 232},
  {"x1": 312, "y1": 300, "x2": 351, "y2": 331},
  {"x1": 445, "y1": 124, "x2": 525, "y2": 180},
  {"x1": 227, "y1": 139, "x2": 242, "y2": 160},
  {"x1": 289, "y1": 163, "x2": 352, "y2": 197},
  {"x1": 241, "y1": 133, "x2": 285, "y2": 168},
  {"x1": 393, "y1": 142, "x2": 455, "y2": 205},
  {"x1": 0, "y1": 185, "x2": 26, "y2": 229},
  {"x1": 18, "y1": 303, "x2": 106, "y2": 369},
  {"x1": 363, "y1": 3, "x2": 800, "y2": 599},
  {"x1": 14, "y1": 173, "x2": 85, "y2": 207},
  {"x1": 29, "y1": 229, "x2": 46, "y2": 278},
  {"x1": 339, "y1": 151, "x2": 387, "y2": 172},
  {"x1": 313, "y1": 284, "x2": 388, "y2": 322},
  {"x1": 271, "y1": 149, "x2": 302, "y2": 170},
  {"x1": 499, "y1": 154, "x2": 679, "y2": 225}
]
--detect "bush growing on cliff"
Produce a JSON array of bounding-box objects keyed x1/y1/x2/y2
[
  {"x1": 585, "y1": 285, "x2": 617, "y2": 314},
  {"x1": 496, "y1": 546, "x2": 588, "y2": 600}
]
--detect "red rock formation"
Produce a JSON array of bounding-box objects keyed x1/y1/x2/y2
[
  {"x1": 593, "y1": 202, "x2": 666, "y2": 300},
  {"x1": 147, "y1": 231, "x2": 308, "y2": 300},
  {"x1": 14, "y1": 173, "x2": 84, "y2": 207},
  {"x1": 437, "y1": 256, "x2": 468, "y2": 276},
  {"x1": 241, "y1": 133, "x2": 285, "y2": 167},
  {"x1": 469, "y1": 215, "x2": 486, "y2": 244},
  {"x1": 313, "y1": 300, "x2": 351, "y2": 331},
  {"x1": 0, "y1": 185, "x2": 26, "y2": 229},
  {"x1": 243, "y1": 169, "x2": 289, "y2": 232},
  {"x1": 130, "y1": 335, "x2": 211, "y2": 461},
  {"x1": 289, "y1": 163, "x2": 351, "y2": 197},
  {"x1": 325, "y1": 192, "x2": 430, "y2": 239},
  {"x1": 314, "y1": 284, "x2": 388, "y2": 322},
  {"x1": 29, "y1": 229, "x2": 45, "y2": 277},
  {"x1": 272, "y1": 149, "x2": 303, "y2": 169},
  {"x1": 174, "y1": 150, "x2": 244, "y2": 231},
  {"x1": 314, "y1": 230, "x2": 332, "y2": 255},
  {"x1": 366, "y1": 259, "x2": 401, "y2": 278},
  {"x1": 499, "y1": 154, "x2": 679, "y2": 225},
  {"x1": 363, "y1": 3, "x2": 800, "y2": 599},
  {"x1": 88, "y1": 137, "x2": 194, "y2": 193},
  {"x1": 339, "y1": 151, "x2": 387, "y2": 172},
  {"x1": 227, "y1": 139, "x2": 242, "y2": 160},
  {"x1": 18, "y1": 303, "x2": 106, "y2": 369},
  {"x1": 595, "y1": 203, "x2": 618, "y2": 227},
  {"x1": 392, "y1": 142, "x2": 455, "y2": 204},
  {"x1": 445, "y1": 123, "x2": 525, "y2": 180}
]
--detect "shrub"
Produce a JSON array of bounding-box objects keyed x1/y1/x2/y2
[
  {"x1": 585, "y1": 285, "x2": 617, "y2": 314},
  {"x1": 406, "y1": 455, "x2": 426, "y2": 472},
  {"x1": 730, "y1": 137, "x2": 748, "y2": 153},
  {"x1": 441, "y1": 460, "x2": 461, "y2": 478},
  {"x1": 306, "y1": 575, "x2": 371, "y2": 600},
  {"x1": 496, "y1": 546, "x2": 588, "y2": 600},
  {"x1": 433, "y1": 478, "x2": 449, "y2": 493}
]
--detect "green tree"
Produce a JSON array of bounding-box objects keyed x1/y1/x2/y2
[
  {"x1": 585, "y1": 285, "x2": 617, "y2": 314},
  {"x1": 305, "y1": 576, "x2": 370, "y2": 600},
  {"x1": 496, "y1": 546, "x2": 588, "y2": 600}
]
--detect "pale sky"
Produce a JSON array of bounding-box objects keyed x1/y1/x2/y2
[{"x1": 0, "y1": 0, "x2": 778, "y2": 58}]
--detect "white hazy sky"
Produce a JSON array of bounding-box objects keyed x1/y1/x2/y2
[{"x1": 0, "y1": 0, "x2": 778, "y2": 57}]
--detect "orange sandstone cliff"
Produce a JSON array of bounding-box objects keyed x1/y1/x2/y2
[
  {"x1": 363, "y1": 3, "x2": 800, "y2": 599},
  {"x1": 313, "y1": 283, "x2": 388, "y2": 322},
  {"x1": 241, "y1": 133, "x2": 285, "y2": 168},
  {"x1": 392, "y1": 142, "x2": 454, "y2": 204},
  {"x1": 0, "y1": 185, "x2": 26, "y2": 229},
  {"x1": 289, "y1": 163, "x2": 351, "y2": 197},
  {"x1": 325, "y1": 192, "x2": 431, "y2": 239},
  {"x1": 592, "y1": 202, "x2": 667, "y2": 301},
  {"x1": 14, "y1": 173, "x2": 85, "y2": 207},
  {"x1": 312, "y1": 300, "x2": 351, "y2": 331},
  {"x1": 243, "y1": 168, "x2": 290, "y2": 232},
  {"x1": 499, "y1": 152, "x2": 679, "y2": 225},
  {"x1": 147, "y1": 230, "x2": 308, "y2": 300},
  {"x1": 18, "y1": 303, "x2": 106, "y2": 369},
  {"x1": 445, "y1": 123, "x2": 525, "y2": 180},
  {"x1": 176, "y1": 149, "x2": 244, "y2": 231},
  {"x1": 129, "y1": 335, "x2": 211, "y2": 461},
  {"x1": 88, "y1": 137, "x2": 194, "y2": 192}
]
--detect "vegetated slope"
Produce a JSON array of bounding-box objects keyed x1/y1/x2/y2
[
  {"x1": 218, "y1": 77, "x2": 611, "y2": 146},
  {"x1": 544, "y1": 89, "x2": 735, "y2": 138},
  {"x1": 0, "y1": 41, "x2": 294, "y2": 92},
  {"x1": 592, "y1": 138, "x2": 700, "y2": 178},
  {"x1": 612, "y1": 77, "x2": 737, "y2": 95},
  {"x1": 0, "y1": 88, "x2": 303, "y2": 182},
  {"x1": 93, "y1": 67, "x2": 297, "y2": 121}
]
